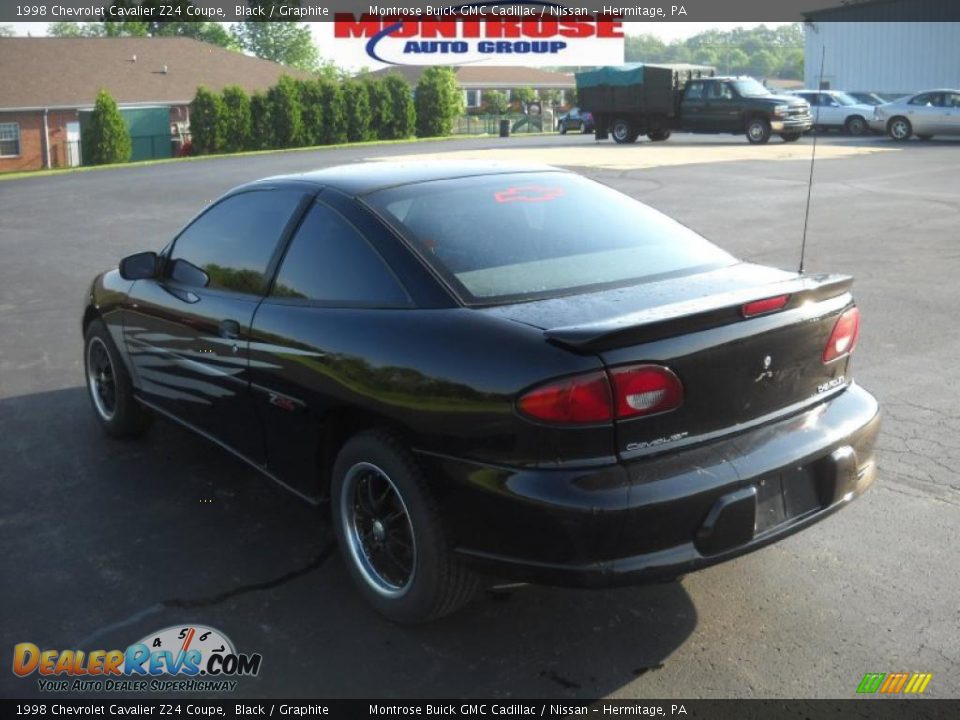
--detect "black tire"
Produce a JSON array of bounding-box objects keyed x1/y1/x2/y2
[
  {"x1": 781, "y1": 132, "x2": 802, "y2": 142},
  {"x1": 558, "y1": 122, "x2": 567, "y2": 135},
  {"x1": 845, "y1": 115, "x2": 867, "y2": 136},
  {"x1": 746, "y1": 116, "x2": 771, "y2": 144},
  {"x1": 611, "y1": 117, "x2": 638, "y2": 144},
  {"x1": 83, "y1": 319, "x2": 152, "y2": 439},
  {"x1": 331, "y1": 430, "x2": 480, "y2": 623},
  {"x1": 647, "y1": 130, "x2": 671, "y2": 141},
  {"x1": 888, "y1": 116, "x2": 912, "y2": 141},
  {"x1": 917, "y1": 134, "x2": 934, "y2": 141}
]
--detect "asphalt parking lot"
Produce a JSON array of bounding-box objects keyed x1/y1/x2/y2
[{"x1": 1, "y1": 132, "x2": 958, "y2": 699}]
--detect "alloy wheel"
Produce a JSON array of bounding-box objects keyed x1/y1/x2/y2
[
  {"x1": 890, "y1": 119, "x2": 910, "y2": 140},
  {"x1": 340, "y1": 462, "x2": 416, "y2": 597},
  {"x1": 86, "y1": 336, "x2": 117, "y2": 421}
]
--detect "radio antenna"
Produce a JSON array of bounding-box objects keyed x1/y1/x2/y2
[{"x1": 799, "y1": 43, "x2": 826, "y2": 274}]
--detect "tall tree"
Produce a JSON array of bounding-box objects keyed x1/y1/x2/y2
[
  {"x1": 363, "y1": 77, "x2": 393, "y2": 140},
  {"x1": 48, "y1": 19, "x2": 235, "y2": 48},
  {"x1": 297, "y1": 79, "x2": 326, "y2": 146},
  {"x1": 221, "y1": 86, "x2": 252, "y2": 152},
  {"x1": 0, "y1": 25, "x2": 15, "y2": 37},
  {"x1": 47, "y1": 22, "x2": 93, "y2": 37},
  {"x1": 342, "y1": 79, "x2": 372, "y2": 142},
  {"x1": 233, "y1": 2, "x2": 319, "y2": 71},
  {"x1": 249, "y1": 92, "x2": 273, "y2": 150},
  {"x1": 415, "y1": 67, "x2": 463, "y2": 138},
  {"x1": 382, "y1": 74, "x2": 416, "y2": 140},
  {"x1": 316, "y1": 79, "x2": 347, "y2": 145},
  {"x1": 623, "y1": 23, "x2": 805, "y2": 80},
  {"x1": 100, "y1": 1, "x2": 194, "y2": 35},
  {"x1": 189, "y1": 86, "x2": 225, "y2": 154},
  {"x1": 82, "y1": 90, "x2": 132, "y2": 165},
  {"x1": 266, "y1": 75, "x2": 304, "y2": 147}
]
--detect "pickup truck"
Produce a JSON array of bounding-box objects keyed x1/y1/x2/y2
[{"x1": 577, "y1": 65, "x2": 813, "y2": 145}]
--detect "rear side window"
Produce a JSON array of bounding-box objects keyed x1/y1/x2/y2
[
  {"x1": 909, "y1": 92, "x2": 942, "y2": 107},
  {"x1": 366, "y1": 172, "x2": 735, "y2": 304},
  {"x1": 271, "y1": 202, "x2": 409, "y2": 306},
  {"x1": 685, "y1": 82, "x2": 704, "y2": 100},
  {"x1": 169, "y1": 190, "x2": 305, "y2": 294}
]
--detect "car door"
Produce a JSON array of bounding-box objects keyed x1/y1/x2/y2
[
  {"x1": 124, "y1": 187, "x2": 312, "y2": 463},
  {"x1": 943, "y1": 92, "x2": 960, "y2": 134},
  {"x1": 818, "y1": 94, "x2": 844, "y2": 126},
  {"x1": 681, "y1": 81, "x2": 707, "y2": 130},
  {"x1": 906, "y1": 92, "x2": 945, "y2": 134},
  {"x1": 246, "y1": 198, "x2": 413, "y2": 497},
  {"x1": 703, "y1": 81, "x2": 740, "y2": 131}
]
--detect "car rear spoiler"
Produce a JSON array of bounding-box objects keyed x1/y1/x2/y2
[{"x1": 544, "y1": 273, "x2": 853, "y2": 352}]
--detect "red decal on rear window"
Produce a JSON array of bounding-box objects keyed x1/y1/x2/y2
[{"x1": 494, "y1": 186, "x2": 565, "y2": 203}]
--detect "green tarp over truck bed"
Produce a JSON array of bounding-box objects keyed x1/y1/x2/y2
[
  {"x1": 575, "y1": 64, "x2": 715, "y2": 116},
  {"x1": 575, "y1": 64, "x2": 649, "y2": 89}
]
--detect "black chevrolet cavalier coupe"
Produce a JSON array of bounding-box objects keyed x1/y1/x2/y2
[{"x1": 83, "y1": 162, "x2": 880, "y2": 622}]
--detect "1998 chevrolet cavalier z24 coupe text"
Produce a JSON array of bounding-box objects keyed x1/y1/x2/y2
[{"x1": 83, "y1": 162, "x2": 880, "y2": 623}]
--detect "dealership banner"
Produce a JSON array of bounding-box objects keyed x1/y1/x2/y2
[
  {"x1": 2, "y1": 0, "x2": 960, "y2": 24},
  {"x1": 326, "y1": 10, "x2": 625, "y2": 67}
]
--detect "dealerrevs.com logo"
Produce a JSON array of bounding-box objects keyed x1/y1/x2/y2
[
  {"x1": 333, "y1": 3, "x2": 630, "y2": 66},
  {"x1": 12, "y1": 625, "x2": 261, "y2": 693}
]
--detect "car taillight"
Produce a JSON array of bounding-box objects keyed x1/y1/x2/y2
[
  {"x1": 823, "y1": 306, "x2": 861, "y2": 363},
  {"x1": 742, "y1": 294, "x2": 790, "y2": 318},
  {"x1": 610, "y1": 365, "x2": 684, "y2": 419},
  {"x1": 518, "y1": 365, "x2": 684, "y2": 424},
  {"x1": 518, "y1": 371, "x2": 612, "y2": 424}
]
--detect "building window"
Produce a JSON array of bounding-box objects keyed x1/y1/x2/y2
[
  {"x1": 465, "y1": 89, "x2": 482, "y2": 108},
  {"x1": 0, "y1": 122, "x2": 20, "y2": 157}
]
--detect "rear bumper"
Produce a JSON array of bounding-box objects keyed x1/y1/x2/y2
[{"x1": 418, "y1": 384, "x2": 879, "y2": 588}]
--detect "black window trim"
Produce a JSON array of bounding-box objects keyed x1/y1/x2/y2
[
  {"x1": 159, "y1": 186, "x2": 316, "y2": 299},
  {"x1": 262, "y1": 195, "x2": 415, "y2": 310}
]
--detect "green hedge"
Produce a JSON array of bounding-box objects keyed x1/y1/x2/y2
[{"x1": 185, "y1": 71, "x2": 459, "y2": 156}]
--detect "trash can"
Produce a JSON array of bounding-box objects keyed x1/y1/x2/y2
[{"x1": 499, "y1": 119, "x2": 510, "y2": 137}]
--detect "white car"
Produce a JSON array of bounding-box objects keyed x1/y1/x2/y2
[
  {"x1": 869, "y1": 89, "x2": 960, "y2": 141},
  {"x1": 788, "y1": 90, "x2": 876, "y2": 135}
]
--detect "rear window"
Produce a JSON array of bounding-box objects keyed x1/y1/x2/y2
[{"x1": 364, "y1": 172, "x2": 735, "y2": 304}]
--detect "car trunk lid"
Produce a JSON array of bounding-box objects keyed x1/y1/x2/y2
[{"x1": 483, "y1": 264, "x2": 856, "y2": 459}]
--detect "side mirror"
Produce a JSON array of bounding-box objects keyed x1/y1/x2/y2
[{"x1": 119, "y1": 251, "x2": 158, "y2": 281}]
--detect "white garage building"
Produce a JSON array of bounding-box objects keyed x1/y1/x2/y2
[{"x1": 802, "y1": 0, "x2": 960, "y2": 95}]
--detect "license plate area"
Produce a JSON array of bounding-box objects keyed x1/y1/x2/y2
[{"x1": 754, "y1": 464, "x2": 823, "y2": 536}]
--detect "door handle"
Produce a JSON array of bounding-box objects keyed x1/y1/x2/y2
[{"x1": 218, "y1": 319, "x2": 241, "y2": 340}]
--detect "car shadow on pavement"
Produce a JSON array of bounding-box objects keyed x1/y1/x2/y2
[{"x1": 0, "y1": 387, "x2": 697, "y2": 700}]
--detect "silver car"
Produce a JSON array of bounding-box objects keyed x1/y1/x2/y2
[
  {"x1": 870, "y1": 89, "x2": 960, "y2": 140},
  {"x1": 788, "y1": 90, "x2": 876, "y2": 135}
]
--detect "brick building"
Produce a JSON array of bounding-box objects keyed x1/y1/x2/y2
[{"x1": 0, "y1": 37, "x2": 312, "y2": 173}]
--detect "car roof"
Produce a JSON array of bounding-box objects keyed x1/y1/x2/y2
[{"x1": 250, "y1": 161, "x2": 569, "y2": 196}]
